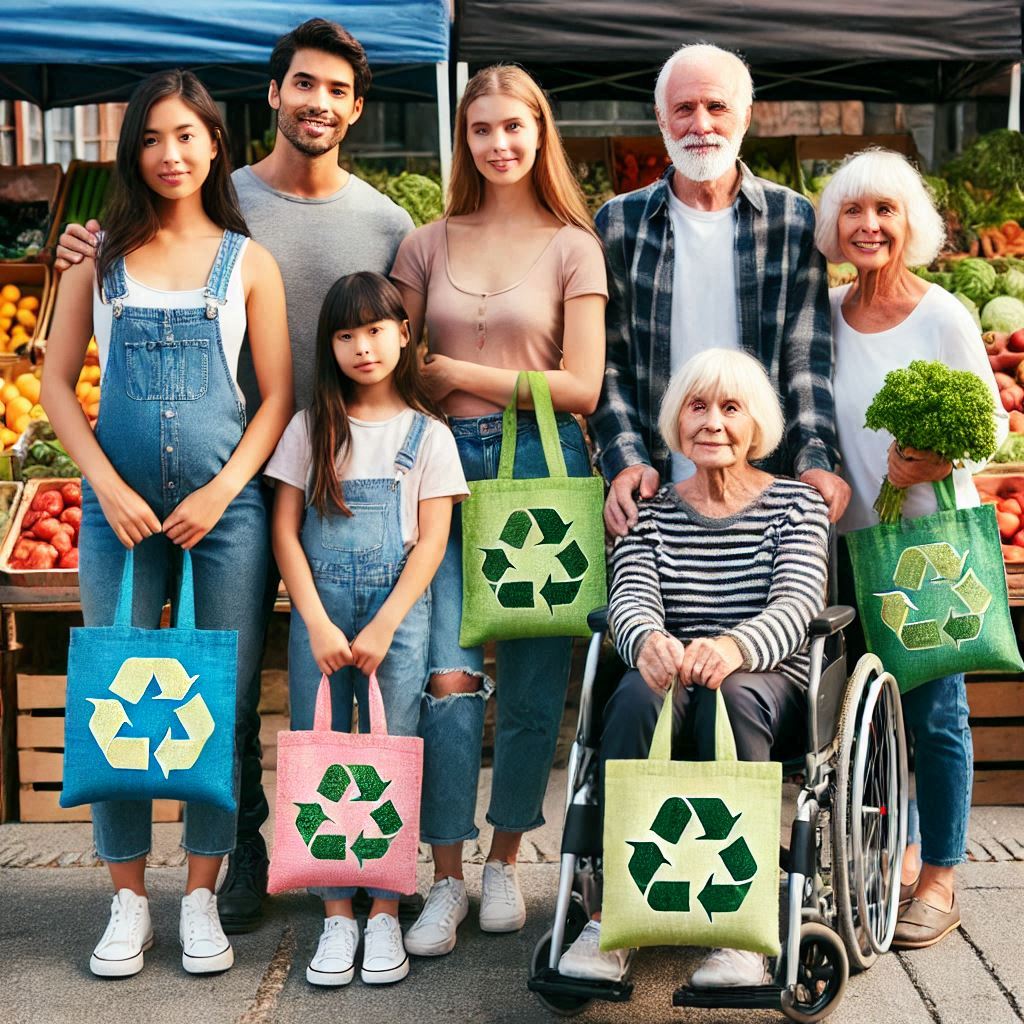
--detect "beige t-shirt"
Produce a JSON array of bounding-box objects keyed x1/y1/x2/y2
[{"x1": 390, "y1": 219, "x2": 608, "y2": 417}]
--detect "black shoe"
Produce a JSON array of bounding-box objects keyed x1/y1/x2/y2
[{"x1": 217, "y1": 836, "x2": 269, "y2": 934}]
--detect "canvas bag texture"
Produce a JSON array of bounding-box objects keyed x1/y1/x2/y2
[
  {"x1": 61, "y1": 549, "x2": 237, "y2": 811},
  {"x1": 459, "y1": 371, "x2": 606, "y2": 645},
  {"x1": 601, "y1": 686, "x2": 781, "y2": 955},
  {"x1": 846, "y1": 476, "x2": 1023, "y2": 693},
  {"x1": 268, "y1": 672, "x2": 423, "y2": 896}
]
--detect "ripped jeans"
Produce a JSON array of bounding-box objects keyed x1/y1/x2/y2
[{"x1": 419, "y1": 411, "x2": 592, "y2": 845}]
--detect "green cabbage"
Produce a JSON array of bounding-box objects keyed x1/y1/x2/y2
[
  {"x1": 998, "y1": 267, "x2": 1024, "y2": 302},
  {"x1": 953, "y1": 291, "x2": 982, "y2": 329},
  {"x1": 981, "y1": 295, "x2": 1024, "y2": 333},
  {"x1": 953, "y1": 257, "x2": 998, "y2": 306}
]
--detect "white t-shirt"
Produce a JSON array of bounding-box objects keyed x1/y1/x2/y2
[
  {"x1": 833, "y1": 283, "x2": 1008, "y2": 534},
  {"x1": 265, "y1": 407, "x2": 469, "y2": 551},
  {"x1": 92, "y1": 237, "x2": 249, "y2": 402},
  {"x1": 666, "y1": 188, "x2": 740, "y2": 482}
]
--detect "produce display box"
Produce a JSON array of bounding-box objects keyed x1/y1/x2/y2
[
  {"x1": 0, "y1": 262, "x2": 53, "y2": 350},
  {"x1": 0, "y1": 163, "x2": 64, "y2": 263},
  {"x1": 47, "y1": 160, "x2": 114, "y2": 251},
  {"x1": 0, "y1": 477, "x2": 79, "y2": 586},
  {"x1": 16, "y1": 673, "x2": 182, "y2": 823},
  {"x1": 966, "y1": 676, "x2": 1024, "y2": 805},
  {"x1": 0, "y1": 479, "x2": 24, "y2": 549}
]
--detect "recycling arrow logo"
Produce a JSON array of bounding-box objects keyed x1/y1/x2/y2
[
  {"x1": 478, "y1": 508, "x2": 589, "y2": 612},
  {"x1": 87, "y1": 657, "x2": 214, "y2": 777},
  {"x1": 875, "y1": 542, "x2": 992, "y2": 652},
  {"x1": 294, "y1": 763, "x2": 403, "y2": 864},
  {"x1": 626, "y1": 796, "x2": 757, "y2": 920}
]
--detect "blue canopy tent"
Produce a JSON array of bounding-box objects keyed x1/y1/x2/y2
[{"x1": 1, "y1": 0, "x2": 454, "y2": 182}]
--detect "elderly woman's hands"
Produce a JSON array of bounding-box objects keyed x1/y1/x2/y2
[
  {"x1": 636, "y1": 631, "x2": 686, "y2": 693},
  {"x1": 886, "y1": 442, "x2": 952, "y2": 488},
  {"x1": 680, "y1": 636, "x2": 745, "y2": 690}
]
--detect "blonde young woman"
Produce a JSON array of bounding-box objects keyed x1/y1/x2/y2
[{"x1": 391, "y1": 65, "x2": 608, "y2": 955}]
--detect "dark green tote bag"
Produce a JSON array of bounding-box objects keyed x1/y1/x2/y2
[
  {"x1": 846, "y1": 476, "x2": 1023, "y2": 692},
  {"x1": 459, "y1": 371, "x2": 607, "y2": 645}
]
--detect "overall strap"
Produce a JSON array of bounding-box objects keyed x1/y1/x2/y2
[
  {"x1": 394, "y1": 412, "x2": 430, "y2": 478},
  {"x1": 99, "y1": 235, "x2": 129, "y2": 318},
  {"x1": 202, "y1": 231, "x2": 247, "y2": 318}
]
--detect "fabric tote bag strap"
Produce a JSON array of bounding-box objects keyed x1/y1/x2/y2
[
  {"x1": 931, "y1": 474, "x2": 956, "y2": 513},
  {"x1": 312, "y1": 671, "x2": 389, "y2": 736},
  {"x1": 497, "y1": 370, "x2": 568, "y2": 480},
  {"x1": 648, "y1": 682, "x2": 738, "y2": 764},
  {"x1": 112, "y1": 548, "x2": 197, "y2": 629}
]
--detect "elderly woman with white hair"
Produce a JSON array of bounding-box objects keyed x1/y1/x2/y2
[
  {"x1": 558, "y1": 348, "x2": 830, "y2": 987},
  {"x1": 815, "y1": 149, "x2": 1005, "y2": 950}
]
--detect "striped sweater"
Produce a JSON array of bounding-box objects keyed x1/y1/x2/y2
[{"x1": 609, "y1": 478, "x2": 830, "y2": 687}]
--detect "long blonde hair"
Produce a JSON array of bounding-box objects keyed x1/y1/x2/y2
[{"x1": 447, "y1": 65, "x2": 597, "y2": 237}]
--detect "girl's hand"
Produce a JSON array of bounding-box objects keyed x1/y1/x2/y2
[
  {"x1": 351, "y1": 617, "x2": 396, "y2": 676},
  {"x1": 636, "y1": 631, "x2": 686, "y2": 694},
  {"x1": 163, "y1": 479, "x2": 232, "y2": 550},
  {"x1": 679, "y1": 636, "x2": 744, "y2": 690},
  {"x1": 887, "y1": 443, "x2": 952, "y2": 488},
  {"x1": 420, "y1": 352, "x2": 459, "y2": 400},
  {"x1": 309, "y1": 618, "x2": 353, "y2": 676},
  {"x1": 94, "y1": 478, "x2": 162, "y2": 548}
]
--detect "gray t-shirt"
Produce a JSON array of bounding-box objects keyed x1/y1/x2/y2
[{"x1": 231, "y1": 165, "x2": 414, "y2": 410}]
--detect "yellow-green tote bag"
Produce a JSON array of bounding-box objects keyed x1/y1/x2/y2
[{"x1": 601, "y1": 685, "x2": 781, "y2": 955}]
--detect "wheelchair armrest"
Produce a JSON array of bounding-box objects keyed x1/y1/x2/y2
[
  {"x1": 808, "y1": 605, "x2": 855, "y2": 637},
  {"x1": 587, "y1": 606, "x2": 608, "y2": 633}
]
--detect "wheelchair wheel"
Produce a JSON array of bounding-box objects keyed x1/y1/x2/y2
[
  {"x1": 831, "y1": 655, "x2": 907, "y2": 972},
  {"x1": 530, "y1": 894, "x2": 591, "y2": 1016},
  {"x1": 780, "y1": 922, "x2": 849, "y2": 1023}
]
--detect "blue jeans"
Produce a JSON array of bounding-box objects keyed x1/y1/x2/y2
[
  {"x1": 420, "y1": 411, "x2": 591, "y2": 845},
  {"x1": 902, "y1": 672, "x2": 972, "y2": 867}
]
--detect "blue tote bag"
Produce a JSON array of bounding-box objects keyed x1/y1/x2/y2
[{"x1": 61, "y1": 549, "x2": 238, "y2": 812}]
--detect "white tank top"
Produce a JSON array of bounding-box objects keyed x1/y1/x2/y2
[{"x1": 92, "y1": 237, "x2": 250, "y2": 403}]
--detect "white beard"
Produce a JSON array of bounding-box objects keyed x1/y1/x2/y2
[{"x1": 662, "y1": 129, "x2": 741, "y2": 183}]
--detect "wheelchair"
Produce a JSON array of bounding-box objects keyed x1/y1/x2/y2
[{"x1": 527, "y1": 603, "x2": 908, "y2": 1022}]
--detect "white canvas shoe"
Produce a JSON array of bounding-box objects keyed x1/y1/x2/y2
[
  {"x1": 557, "y1": 920, "x2": 629, "y2": 982},
  {"x1": 403, "y1": 877, "x2": 469, "y2": 956},
  {"x1": 361, "y1": 914, "x2": 410, "y2": 984},
  {"x1": 479, "y1": 860, "x2": 526, "y2": 933},
  {"x1": 179, "y1": 888, "x2": 234, "y2": 974},
  {"x1": 90, "y1": 889, "x2": 153, "y2": 978},
  {"x1": 307, "y1": 916, "x2": 359, "y2": 987},
  {"x1": 690, "y1": 947, "x2": 770, "y2": 987}
]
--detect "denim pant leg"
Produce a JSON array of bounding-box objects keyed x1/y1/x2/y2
[{"x1": 901, "y1": 673, "x2": 972, "y2": 867}]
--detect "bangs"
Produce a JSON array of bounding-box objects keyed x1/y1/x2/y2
[{"x1": 322, "y1": 271, "x2": 407, "y2": 332}]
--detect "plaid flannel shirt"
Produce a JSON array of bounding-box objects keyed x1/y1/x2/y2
[{"x1": 589, "y1": 162, "x2": 839, "y2": 482}]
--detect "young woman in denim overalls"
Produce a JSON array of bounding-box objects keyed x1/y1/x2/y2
[
  {"x1": 391, "y1": 66, "x2": 607, "y2": 955},
  {"x1": 43, "y1": 71, "x2": 292, "y2": 979},
  {"x1": 269, "y1": 272, "x2": 466, "y2": 987}
]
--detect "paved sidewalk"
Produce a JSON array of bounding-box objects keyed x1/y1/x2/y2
[{"x1": 1, "y1": 773, "x2": 1022, "y2": 1024}]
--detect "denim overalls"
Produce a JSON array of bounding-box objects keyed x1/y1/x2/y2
[
  {"x1": 287, "y1": 411, "x2": 431, "y2": 901},
  {"x1": 80, "y1": 230, "x2": 268, "y2": 862}
]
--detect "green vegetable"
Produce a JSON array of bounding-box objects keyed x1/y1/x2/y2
[
  {"x1": 952, "y1": 290, "x2": 982, "y2": 329},
  {"x1": 28, "y1": 441, "x2": 55, "y2": 466},
  {"x1": 998, "y1": 268, "x2": 1024, "y2": 302},
  {"x1": 981, "y1": 295, "x2": 1024, "y2": 333},
  {"x1": 382, "y1": 172, "x2": 443, "y2": 228},
  {"x1": 51, "y1": 455, "x2": 79, "y2": 478},
  {"x1": 992, "y1": 432, "x2": 1024, "y2": 464},
  {"x1": 864, "y1": 360, "x2": 999, "y2": 523},
  {"x1": 953, "y1": 258, "x2": 998, "y2": 305},
  {"x1": 944, "y1": 130, "x2": 1024, "y2": 194}
]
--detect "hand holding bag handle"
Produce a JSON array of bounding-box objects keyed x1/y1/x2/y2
[
  {"x1": 497, "y1": 370, "x2": 568, "y2": 480},
  {"x1": 648, "y1": 681, "x2": 738, "y2": 764},
  {"x1": 312, "y1": 670, "x2": 389, "y2": 736},
  {"x1": 113, "y1": 548, "x2": 197, "y2": 629}
]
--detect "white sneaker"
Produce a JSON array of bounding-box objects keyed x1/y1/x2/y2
[
  {"x1": 690, "y1": 947, "x2": 770, "y2": 987},
  {"x1": 90, "y1": 889, "x2": 153, "y2": 977},
  {"x1": 404, "y1": 877, "x2": 469, "y2": 956},
  {"x1": 479, "y1": 860, "x2": 526, "y2": 933},
  {"x1": 361, "y1": 914, "x2": 410, "y2": 984},
  {"x1": 179, "y1": 888, "x2": 234, "y2": 974},
  {"x1": 307, "y1": 916, "x2": 359, "y2": 987},
  {"x1": 557, "y1": 920, "x2": 628, "y2": 982}
]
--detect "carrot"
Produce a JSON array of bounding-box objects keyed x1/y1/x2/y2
[
  {"x1": 969, "y1": 237, "x2": 981, "y2": 257},
  {"x1": 981, "y1": 232, "x2": 995, "y2": 258},
  {"x1": 1003, "y1": 220, "x2": 1022, "y2": 242}
]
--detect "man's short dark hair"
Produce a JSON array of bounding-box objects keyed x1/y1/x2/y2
[{"x1": 270, "y1": 19, "x2": 372, "y2": 99}]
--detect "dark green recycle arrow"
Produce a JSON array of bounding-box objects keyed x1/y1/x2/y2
[
  {"x1": 625, "y1": 796, "x2": 757, "y2": 918},
  {"x1": 293, "y1": 764, "x2": 403, "y2": 863}
]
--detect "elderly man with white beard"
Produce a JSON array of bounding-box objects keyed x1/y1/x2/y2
[{"x1": 589, "y1": 43, "x2": 850, "y2": 532}]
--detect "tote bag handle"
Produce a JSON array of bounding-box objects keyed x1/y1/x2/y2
[
  {"x1": 497, "y1": 371, "x2": 568, "y2": 480},
  {"x1": 648, "y1": 681, "x2": 738, "y2": 763},
  {"x1": 113, "y1": 548, "x2": 196, "y2": 629},
  {"x1": 931, "y1": 474, "x2": 956, "y2": 513},
  {"x1": 313, "y1": 671, "x2": 389, "y2": 736}
]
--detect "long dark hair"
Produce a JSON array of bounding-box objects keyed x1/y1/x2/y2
[
  {"x1": 310, "y1": 272, "x2": 445, "y2": 517},
  {"x1": 97, "y1": 70, "x2": 248, "y2": 289}
]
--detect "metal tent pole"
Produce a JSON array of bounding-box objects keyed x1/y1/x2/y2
[
  {"x1": 436, "y1": 61, "x2": 452, "y2": 194},
  {"x1": 1009, "y1": 63, "x2": 1021, "y2": 131}
]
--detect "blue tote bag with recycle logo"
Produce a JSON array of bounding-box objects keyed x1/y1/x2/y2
[{"x1": 61, "y1": 549, "x2": 238, "y2": 811}]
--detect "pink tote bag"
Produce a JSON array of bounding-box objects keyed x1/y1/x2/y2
[{"x1": 268, "y1": 672, "x2": 423, "y2": 895}]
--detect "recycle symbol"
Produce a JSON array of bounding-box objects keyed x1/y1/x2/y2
[
  {"x1": 626, "y1": 796, "x2": 758, "y2": 919},
  {"x1": 87, "y1": 657, "x2": 215, "y2": 777},
  {"x1": 875, "y1": 542, "x2": 992, "y2": 652},
  {"x1": 478, "y1": 508, "x2": 589, "y2": 612},
  {"x1": 294, "y1": 764, "x2": 403, "y2": 864}
]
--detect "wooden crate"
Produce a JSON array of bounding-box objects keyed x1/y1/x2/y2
[
  {"x1": 16, "y1": 672, "x2": 182, "y2": 822},
  {"x1": 968, "y1": 677, "x2": 1024, "y2": 806}
]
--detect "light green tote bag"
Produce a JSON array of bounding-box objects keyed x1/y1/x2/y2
[
  {"x1": 601, "y1": 685, "x2": 781, "y2": 956},
  {"x1": 459, "y1": 371, "x2": 607, "y2": 646}
]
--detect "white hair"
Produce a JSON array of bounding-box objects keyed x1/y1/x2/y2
[
  {"x1": 654, "y1": 43, "x2": 754, "y2": 116},
  {"x1": 657, "y1": 348, "x2": 784, "y2": 461},
  {"x1": 814, "y1": 148, "x2": 946, "y2": 267}
]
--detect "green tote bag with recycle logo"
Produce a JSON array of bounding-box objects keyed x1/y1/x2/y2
[
  {"x1": 601, "y1": 685, "x2": 781, "y2": 956},
  {"x1": 459, "y1": 371, "x2": 606, "y2": 646},
  {"x1": 846, "y1": 476, "x2": 1023, "y2": 693}
]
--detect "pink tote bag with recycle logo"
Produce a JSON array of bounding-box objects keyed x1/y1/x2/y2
[{"x1": 268, "y1": 672, "x2": 423, "y2": 896}]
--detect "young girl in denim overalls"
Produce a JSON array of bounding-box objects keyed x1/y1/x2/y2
[
  {"x1": 43, "y1": 71, "x2": 292, "y2": 979},
  {"x1": 267, "y1": 271, "x2": 466, "y2": 988}
]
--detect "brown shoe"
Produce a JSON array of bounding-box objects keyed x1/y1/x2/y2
[
  {"x1": 891, "y1": 895, "x2": 960, "y2": 950},
  {"x1": 899, "y1": 872, "x2": 920, "y2": 909}
]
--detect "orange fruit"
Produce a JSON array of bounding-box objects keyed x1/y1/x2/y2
[
  {"x1": 12, "y1": 413, "x2": 29, "y2": 434},
  {"x1": 16, "y1": 373, "x2": 40, "y2": 404},
  {"x1": 6, "y1": 395, "x2": 32, "y2": 427},
  {"x1": 0, "y1": 427, "x2": 17, "y2": 447},
  {"x1": 85, "y1": 401, "x2": 101, "y2": 420},
  {"x1": 86, "y1": 365, "x2": 101, "y2": 384},
  {"x1": 0, "y1": 317, "x2": 11, "y2": 332},
  {"x1": 0, "y1": 302, "x2": 16, "y2": 319},
  {"x1": 15, "y1": 309, "x2": 36, "y2": 329},
  {"x1": 1, "y1": 384, "x2": 19, "y2": 404},
  {"x1": 28, "y1": 403, "x2": 46, "y2": 421},
  {"x1": 17, "y1": 295, "x2": 39, "y2": 312},
  {"x1": 75, "y1": 381, "x2": 91, "y2": 400},
  {"x1": 0, "y1": 285, "x2": 20, "y2": 302}
]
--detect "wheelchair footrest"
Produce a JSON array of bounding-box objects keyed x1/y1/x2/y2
[
  {"x1": 529, "y1": 968, "x2": 634, "y2": 1003},
  {"x1": 673, "y1": 983, "x2": 783, "y2": 1009}
]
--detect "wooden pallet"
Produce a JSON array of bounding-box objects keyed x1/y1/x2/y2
[
  {"x1": 968, "y1": 678, "x2": 1024, "y2": 806},
  {"x1": 16, "y1": 673, "x2": 182, "y2": 822}
]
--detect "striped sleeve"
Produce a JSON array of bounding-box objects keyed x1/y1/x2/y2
[{"x1": 608, "y1": 506, "x2": 667, "y2": 667}]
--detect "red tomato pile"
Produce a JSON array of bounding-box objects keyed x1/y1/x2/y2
[
  {"x1": 987, "y1": 328, "x2": 1024, "y2": 428},
  {"x1": 9, "y1": 481, "x2": 81, "y2": 570}
]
